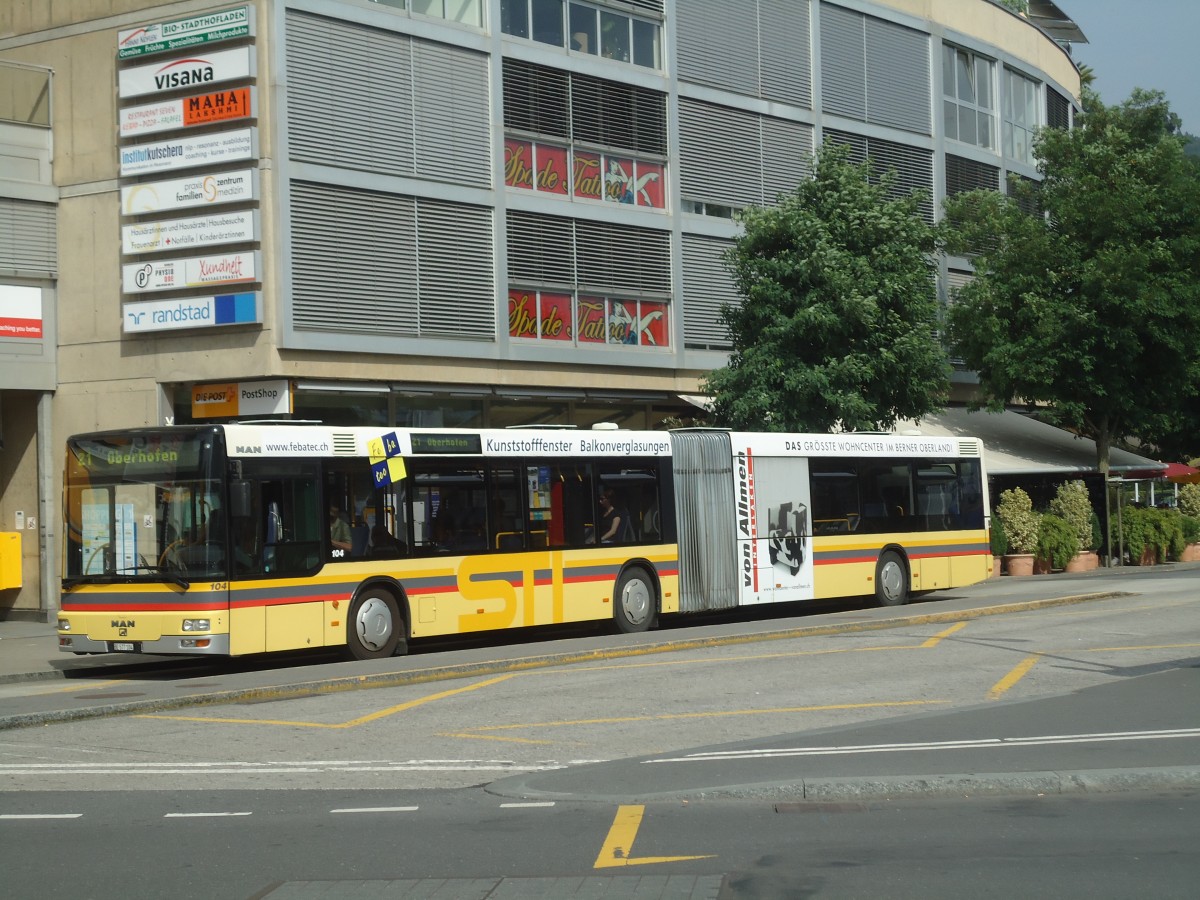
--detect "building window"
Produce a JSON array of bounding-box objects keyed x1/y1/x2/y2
[
  {"x1": 504, "y1": 139, "x2": 664, "y2": 208},
  {"x1": 1003, "y1": 68, "x2": 1039, "y2": 166},
  {"x1": 409, "y1": 0, "x2": 483, "y2": 27},
  {"x1": 509, "y1": 289, "x2": 670, "y2": 348},
  {"x1": 502, "y1": 0, "x2": 662, "y2": 70},
  {"x1": 943, "y1": 45, "x2": 995, "y2": 150}
]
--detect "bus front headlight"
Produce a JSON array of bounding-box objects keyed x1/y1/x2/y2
[{"x1": 182, "y1": 619, "x2": 210, "y2": 632}]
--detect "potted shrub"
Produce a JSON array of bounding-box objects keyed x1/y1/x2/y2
[
  {"x1": 1122, "y1": 505, "x2": 1155, "y2": 565},
  {"x1": 1049, "y1": 480, "x2": 1097, "y2": 571},
  {"x1": 995, "y1": 487, "x2": 1039, "y2": 575},
  {"x1": 989, "y1": 516, "x2": 1008, "y2": 577},
  {"x1": 1181, "y1": 514, "x2": 1200, "y2": 562},
  {"x1": 1179, "y1": 484, "x2": 1200, "y2": 562},
  {"x1": 1036, "y1": 513, "x2": 1079, "y2": 572}
]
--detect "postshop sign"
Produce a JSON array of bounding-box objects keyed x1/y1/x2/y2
[{"x1": 192, "y1": 378, "x2": 290, "y2": 418}]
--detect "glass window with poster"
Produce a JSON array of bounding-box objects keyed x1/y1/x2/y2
[{"x1": 508, "y1": 289, "x2": 670, "y2": 350}]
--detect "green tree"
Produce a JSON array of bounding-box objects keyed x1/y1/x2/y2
[
  {"x1": 942, "y1": 88, "x2": 1200, "y2": 475},
  {"x1": 704, "y1": 144, "x2": 950, "y2": 432}
]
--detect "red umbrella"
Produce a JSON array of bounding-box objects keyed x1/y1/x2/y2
[{"x1": 1164, "y1": 462, "x2": 1200, "y2": 484}]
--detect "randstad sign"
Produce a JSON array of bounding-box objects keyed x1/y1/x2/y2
[{"x1": 123, "y1": 292, "x2": 261, "y2": 334}]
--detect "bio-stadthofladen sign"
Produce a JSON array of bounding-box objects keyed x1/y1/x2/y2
[
  {"x1": 120, "y1": 87, "x2": 254, "y2": 137},
  {"x1": 123, "y1": 291, "x2": 261, "y2": 334},
  {"x1": 118, "y1": 46, "x2": 255, "y2": 100},
  {"x1": 118, "y1": 6, "x2": 253, "y2": 60},
  {"x1": 122, "y1": 209, "x2": 258, "y2": 255},
  {"x1": 121, "y1": 168, "x2": 258, "y2": 215},
  {"x1": 119, "y1": 127, "x2": 257, "y2": 177},
  {"x1": 122, "y1": 251, "x2": 260, "y2": 294}
]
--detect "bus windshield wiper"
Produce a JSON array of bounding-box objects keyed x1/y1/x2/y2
[{"x1": 116, "y1": 565, "x2": 191, "y2": 590}]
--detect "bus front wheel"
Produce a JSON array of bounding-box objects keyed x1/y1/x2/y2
[
  {"x1": 614, "y1": 567, "x2": 656, "y2": 634},
  {"x1": 346, "y1": 590, "x2": 402, "y2": 660},
  {"x1": 874, "y1": 551, "x2": 909, "y2": 607}
]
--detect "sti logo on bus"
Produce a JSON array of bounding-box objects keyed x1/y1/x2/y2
[{"x1": 736, "y1": 451, "x2": 755, "y2": 587}]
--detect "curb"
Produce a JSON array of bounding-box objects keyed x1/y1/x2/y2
[
  {"x1": 0, "y1": 591, "x2": 1129, "y2": 730},
  {"x1": 484, "y1": 766, "x2": 1200, "y2": 805}
]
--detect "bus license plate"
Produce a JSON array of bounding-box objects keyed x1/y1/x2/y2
[{"x1": 111, "y1": 641, "x2": 139, "y2": 652}]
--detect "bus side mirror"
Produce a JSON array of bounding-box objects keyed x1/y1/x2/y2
[{"x1": 230, "y1": 480, "x2": 252, "y2": 519}]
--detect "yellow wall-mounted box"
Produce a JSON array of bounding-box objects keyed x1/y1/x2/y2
[{"x1": 0, "y1": 532, "x2": 22, "y2": 590}]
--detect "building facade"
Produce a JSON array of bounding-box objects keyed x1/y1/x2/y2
[{"x1": 0, "y1": 0, "x2": 1081, "y2": 617}]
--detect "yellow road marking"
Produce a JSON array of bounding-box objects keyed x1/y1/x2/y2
[
  {"x1": 137, "y1": 673, "x2": 518, "y2": 728},
  {"x1": 594, "y1": 805, "x2": 714, "y2": 868},
  {"x1": 437, "y1": 732, "x2": 555, "y2": 745},
  {"x1": 988, "y1": 655, "x2": 1041, "y2": 700},
  {"x1": 921, "y1": 621, "x2": 968, "y2": 648},
  {"x1": 46, "y1": 679, "x2": 128, "y2": 695},
  {"x1": 468, "y1": 700, "x2": 945, "y2": 733}
]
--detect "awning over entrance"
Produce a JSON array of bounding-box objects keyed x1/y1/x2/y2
[{"x1": 893, "y1": 408, "x2": 1167, "y2": 477}]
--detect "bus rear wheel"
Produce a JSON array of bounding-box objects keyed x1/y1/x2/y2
[
  {"x1": 874, "y1": 551, "x2": 909, "y2": 607},
  {"x1": 614, "y1": 567, "x2": 656, "y2": 634},
  {"x1": 346, "y1": 590, "x2": 402, "y2": 660}
]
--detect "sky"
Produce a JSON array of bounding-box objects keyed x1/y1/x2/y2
[{"x1": 1068, "y1": 0, "x2": 1200, "y2": 133}]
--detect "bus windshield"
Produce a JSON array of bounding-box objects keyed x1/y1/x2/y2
[{"x1": 63, "y1": 429, "x2": 226, "y2": 586}]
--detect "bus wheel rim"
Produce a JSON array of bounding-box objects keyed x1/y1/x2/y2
[
  {"x1": 880, "y1": 560, "x2": 903, "y2": 601},
  {"x1": 621, "y1": 579, "x2": 651, "y2": 626},
  {"x1": 356, "y1": 596, "x2": 394, "y2": 651}
]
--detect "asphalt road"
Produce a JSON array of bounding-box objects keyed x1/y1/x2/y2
[{"x1": 2, "y1": 566, "x2": 1198, "y2": 898}]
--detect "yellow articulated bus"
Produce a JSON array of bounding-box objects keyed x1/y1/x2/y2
[{"x1": 58, "y1": 424, "x2": 991, "y2": 660}]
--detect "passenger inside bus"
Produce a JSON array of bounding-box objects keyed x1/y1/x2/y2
[
  {"x1": 597, "y1": 488, "x2": 632, "y2": 543},
  {"x1": 329, "y1": 505, "x2": 352, "y2": 552},
  {"x1": 369, "y1": 524, "x2": 407, "y2": 558}
]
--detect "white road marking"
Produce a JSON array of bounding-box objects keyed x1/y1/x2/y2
[
  {"x1": 331, "y1": 807, "x2": 419, "y2": 814},
  {"x1": 164, "y1": 812, "x2": 252, "y2": 818},
  {"x1": 645, "y1": 728, "x2": 1200, "y2": 763},
  {"x1": 0, "y1": 813, "x2": 83, "y2": 819},
  {"x1": 0, "y1": 759, "x2": 586, "y2": 776},
  {"x1": 500, "y1": 802, "x2": 556, "y2": 808}
]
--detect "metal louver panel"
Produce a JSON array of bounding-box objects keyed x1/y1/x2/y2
[
  {"x1": 945, "y1": 154, "x2": 1000, "y2": 195},
  {"x1": 1046, "y1": 87, "x2": 1070, "y2": 130},
  {"x1": 760, "y1": 0, "x2": 813, "y2": 107},
  {"x1": 290, "y1": 181, "x2": 419, "y2": 335},
  {"x1": 824, "y1": 130, "x2": 934, "y2": 222},
  {"x1": 413, "y1": 41, "x2": 491, "y2": 186},
  {"x1": 865, "y1": 17, "x2": 930, "y2": 134},
  {"x1": 619, "y1": 0, "x2": 663, "y2": 13},
  {"x1": 681, "y1": 233, "x2": 736, "y2": 350},
  {"x1": 820, "y1": 2, "x2": 866, "y2": 121},
  {"x1": 416, "y1": 199, "x2": 495, "y2": 337},
  {"x1": 506, "y1": 211, "x2": 575, "y2": 285},
  {"x1": 0, "y1": 198, "x2": 56, "y2": 275},
  {"x1": 1006, "y1": 172, "x2": 1041, "y2": 216},
  {"x1": 574, "y1": 219, "x2": 670, "y2": 295},
  {"x1": 762, "y1": 117, "x2": 814, "y2": 204},
  {"x1": 503, "y1": 59, "x2": 570, "y2": 139},
  {"x1": 675, "y1": 0, "x2": 758, "y2": 96},
  {"x1": 571, "y1": 74, "x2": 666, "y2": 155},
  {"x1": 286, "y1": 12, "x2": 414, "y2": 174},
  {"x1": 678, "y1": 98, "x2": 764, "y2": 207},
  {"x1": 670, "y1": 430, "x2": 739, "y2": 612}
]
